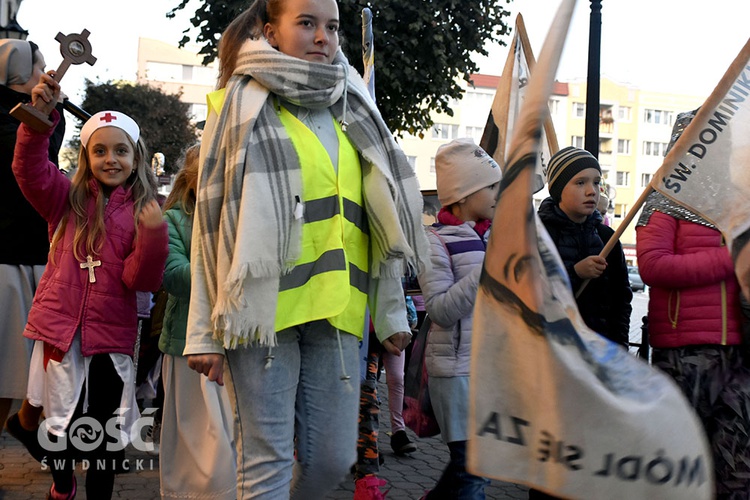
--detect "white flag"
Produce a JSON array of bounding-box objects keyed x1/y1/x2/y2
[
  {"x1": 480, "y1": 13, "x2": 559, "y2": 194},
  {"x1": 468, "y1": 1, "x2": 714, "y2": 498}
]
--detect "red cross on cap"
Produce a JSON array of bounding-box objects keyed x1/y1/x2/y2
[{"x1": 100, "y1": 112, "x2": 117, "y2": 123}]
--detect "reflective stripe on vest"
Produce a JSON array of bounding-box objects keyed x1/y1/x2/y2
[{"x1": 274, "y1": 105, "x2": 369, "y2": 337}]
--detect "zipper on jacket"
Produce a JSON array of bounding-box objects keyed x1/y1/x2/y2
[
  {"x1": 668, "y1": 290, "x2": 680, "y2": 329},
  {"x1": 721, "y1": 280, "x2": 728, "y2": 345},
  {"x1": 719, "y1": 237, "x2": 728, "y2": 345}
]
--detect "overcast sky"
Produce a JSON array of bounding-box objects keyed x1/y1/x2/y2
[
  {"x1": 16, "y1": 0, "x2": 750, "y2": 109},
  {"x1": 475, "y1": 0, "x2": 750, "y2": 98}
]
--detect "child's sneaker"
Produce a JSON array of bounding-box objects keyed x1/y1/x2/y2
[
  {"x1": 390, "y1": 430, "x2": 417, "y2": 455},
  {"x1": 354, "y1": 475, "x2": 388, "y2": 500}
]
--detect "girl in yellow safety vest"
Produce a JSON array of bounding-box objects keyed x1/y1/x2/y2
[{"x1": 184, "y1": 0, "x2": 430, "y2": 498}]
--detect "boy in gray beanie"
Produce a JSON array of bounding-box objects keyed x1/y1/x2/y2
[{"x1": 538, "y1": 146, "x2": 632, "y2": 347}]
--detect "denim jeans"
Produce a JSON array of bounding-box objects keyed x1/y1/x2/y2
[
  {"x1": 426, "y1": 440, "x2": 489, "y2": 500},
  {"x1": 225, "y1": 320, "x2": 359, "y2": 499}
]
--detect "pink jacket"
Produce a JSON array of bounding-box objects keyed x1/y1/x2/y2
[
  {"x1": 636, "y1": 211, "x2": 743, "y2": 348},
  {"x1": 12, "y1": 116, "x2": 168, "y2": 357}
]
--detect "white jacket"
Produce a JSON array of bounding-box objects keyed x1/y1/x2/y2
[{"x1": 418, "y1": 223, "x2": 487, "y2": 378}]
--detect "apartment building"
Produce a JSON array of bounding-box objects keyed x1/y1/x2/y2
[
  {"x1": 136, "y1": 37, "x2": 217, "y2": 127},
  {"x1": 558, "y1": 78, "x2": 704, "y2": 261},
  {"x1": 398, "y1": 74, "x2": 705, "y2": 263}
]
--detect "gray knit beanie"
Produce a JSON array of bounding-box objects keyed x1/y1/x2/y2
[
  {"x1": 435, "y1": 138, "x2": 502, "y2": 206},
  {"x1": 546, "y1": 146, "x2": 601, "y2": 202}
]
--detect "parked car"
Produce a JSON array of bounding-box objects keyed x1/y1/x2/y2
[{"x1": 628, "y1": 266, "x2": 645, "y2": 292}]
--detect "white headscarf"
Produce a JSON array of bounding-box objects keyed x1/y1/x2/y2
[{"x1": 0, "y1": 39, "x2": 33, "y2": 86}]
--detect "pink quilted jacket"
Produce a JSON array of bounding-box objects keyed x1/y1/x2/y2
[
  {"x1": 12, "y1": 116, "x2": 168, "y2": 357},
  {"x1": 636, "y1": 211, "x2": 743, "y2": 348}
]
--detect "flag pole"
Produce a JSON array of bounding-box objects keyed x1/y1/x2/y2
[{"x1": 516, "y1": 14, "x2": 560, "y2": 155}]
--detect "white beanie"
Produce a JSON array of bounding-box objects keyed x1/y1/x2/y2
[{"x1": 435, "y1": 138, "x2": 502, "y2": 206}]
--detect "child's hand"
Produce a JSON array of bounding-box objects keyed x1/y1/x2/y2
[
  {"x1": 30, "y1": 72, "x2": 60, "y2": 117},
  {"x1": 382, "y1": 331, "x2": 412, "y2": 356},
  {"x1": 574, "y1": 255, "x2": 607, "y2": 280},
  {"x1": 138, "y1": 199, "x2": 163, "y2": 229},
  {"x1": 187, "y1": 354, "x2": 225, "y2": 385}
]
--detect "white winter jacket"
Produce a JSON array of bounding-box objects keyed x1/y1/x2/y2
[{"x1": 418, "y1": 223, "x2": 487, "y2": 378}]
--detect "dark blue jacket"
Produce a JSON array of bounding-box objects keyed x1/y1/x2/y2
[{"x1": 538, "y1": 197, "x2": 632, "y2": 346}]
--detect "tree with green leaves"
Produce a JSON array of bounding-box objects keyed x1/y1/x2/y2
[
  {"x1": 67, "y1": 80, "x2": 197, "y2": 174},
  {"x1": 168, "y1": 0, "x2": 512, "y2": 135}
]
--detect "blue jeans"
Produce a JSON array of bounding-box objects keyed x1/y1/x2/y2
[
  {"x1": 426, "y1": 440, "x2": 489, "y2": 500},
  {"x1": 225, "y1": 320, "x2": 359, "y2": 499}
]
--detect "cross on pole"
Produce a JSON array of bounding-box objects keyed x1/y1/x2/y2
[{"x1": 80, "y1": 255, "x2": 102, "y2": 283}]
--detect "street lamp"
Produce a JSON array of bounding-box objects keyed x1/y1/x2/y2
[
  {"x1": 584, "y1": 0, "x2": 602, "y2": 158},
  {"x1": 0, "y1": 17, "x2": 28, "y2": 40}
]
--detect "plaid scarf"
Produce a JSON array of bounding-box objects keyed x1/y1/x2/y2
[{"x1": 197, "y1": 38, "x2": 429, "y2": 348}]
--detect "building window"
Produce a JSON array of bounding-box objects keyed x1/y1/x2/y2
[
  {"x1": 641, "y1": 173, "x2": 652, "y2": 187},
  {"x1": 616, "y1": 171, "x2": 630, "y2": 187},
  {"x1": 642, "y1": 141, "x2": 669, "y2": 157},
  {"x1": 644, "y1": 108, "x2": 674, "y2": 126},
  {"x1": 617, "y1": 139, "x2": 631, "y2": 155},
  {"x1": 431, "y1": 123, "x2": 459, "y2": 141},
  {"x1": 548, "y1": 99, "x2": 559, "y2": 115},
  {"x1": 145, "y1": 61, "x2": 182, "y2": 81},
  {"x1": 190, "y1": 103, "x2": 207, "y2": 123},
  {"x1": 571, "y1": 136, "x2": 584, "y2": 148},
  {"x1": 144, "y1": 61, "x2": 217, "y2": 85},
  {"x1": 465, "y1": 126, "x2": 484, "y2": 141},
  {"x1": 573, "y1": 102, "x2": 585, "y2": 118},
  {"x1": 614, "y1": 203, "x2": 627, "y2": 219},
  {"x1": 429, "y1": 157, "x2": 436, "y2": 173},
  {"x1": 617, "y1": 106, "x2": 631, "y2": 122}
]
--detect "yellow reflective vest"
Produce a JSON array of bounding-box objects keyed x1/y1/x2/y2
[{"x1": 274, "y1": 105, "x2": 369, "y2": 337}]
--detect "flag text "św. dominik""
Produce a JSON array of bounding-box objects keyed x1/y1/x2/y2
[{"x1": 661, "y1": 65, "x2": 750, "y2": 194}]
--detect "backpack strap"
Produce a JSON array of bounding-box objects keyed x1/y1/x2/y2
[{"x1": 429, "y1": 227, "x2": 453, "y2": 267}]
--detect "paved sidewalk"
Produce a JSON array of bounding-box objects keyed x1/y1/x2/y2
[{"x1": 0, "y1": 383, "x2": 529, "y2": 499}]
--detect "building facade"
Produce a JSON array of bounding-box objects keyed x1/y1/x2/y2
[
  {"x1": 136, "y1": 37, "x2": 217, "y2": 127},
  {"x1": 398, "y1": 74, "x2": 704, "y2": 263}
]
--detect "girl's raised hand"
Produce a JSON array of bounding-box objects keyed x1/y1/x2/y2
[
  {"x1": 139, "y1": 199, "x2": 163, "y2": 229},
  {"x1": 30, "y1": 72, "x2": 60, "y2": 117}
]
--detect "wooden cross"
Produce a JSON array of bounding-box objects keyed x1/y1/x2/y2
[
  {"x1": 10, "y1": 29, "x2": 97, "y2": 132},
  {"x1": 80, "y1": 255, "x2": 101, "y2": 283}
]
